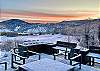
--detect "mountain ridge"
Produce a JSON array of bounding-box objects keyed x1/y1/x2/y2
[{"x1": 0, "y1": 18, "x2": 100, "y2": 33}]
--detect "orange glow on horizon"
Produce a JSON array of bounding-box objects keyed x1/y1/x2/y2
[{"x1": 0, "y1": 10, "x2": 99, "y2": 23}]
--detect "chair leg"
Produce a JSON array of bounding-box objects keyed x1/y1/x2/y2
[
  {"x1": 15, "y1": 55, "x2": 17, "y2": 61},
  {"x1": 64, "y1": 52, "x2": 67, "y2": 59},
  {"x1": 23, "y1": 58, "x2": 25, "y2": 64},
  {"x1": 92, "y1": 58, "x2": 95, "y2": 66},
  {"x1": 64, "y1": 49, "x2": 67, "y2": 59},
  {"x1": 11, "y1": 54, "x2": 14, "y2": 68},
  {"x1": 70, "y1": 60, "x2": 72, "y2": 65},
  {"x1": 79, "y1": 62, "x2": 81, "y2": 69},
  {"x1": 79, "y1": 56, "x2": 82, "y2": 69},
  {"x1": 5, "y1": 62, "x2": 7, "y2": 70}
]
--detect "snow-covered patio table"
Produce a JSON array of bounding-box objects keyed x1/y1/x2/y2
[{"x1": 19, "y1": 58, "x2": 74, "y2": 71}]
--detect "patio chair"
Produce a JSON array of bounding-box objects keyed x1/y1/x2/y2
[
  {"x1": 68, "y1": 48, "x2": 81, "y2": 69},
  {"x1": 53, "y1": 41, "x2": 77, "y2": 60},
  {"x1": 53, "y1": 41, "x2": 68, "y2": 60},
  {"x1": 54, "y1": 48, "x2": 81, "y2": 69},
  {"x1": 11, "y1": 46, "x2": 41, "y2": 68}
]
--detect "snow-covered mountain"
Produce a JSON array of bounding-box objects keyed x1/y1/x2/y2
[
  {"x1": 0, "y1": 19, "x2": 55, "y2": 33},
  {"x1": 0, "y1": 19, "x2": 33, "y2": 32},
  {"x1": 0, "y1": 19, "x2": 100, "y2": 33}
]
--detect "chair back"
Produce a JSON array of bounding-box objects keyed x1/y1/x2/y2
[
  {"x1": 56, "y1": 41, "x2": 77, "y2": 48},
  {"x1": 67, "y1": 43, "x2": 77, "y2": 48},
  {"x1": 68, "y1": 48, "x2": 80, "y2": 59},
  {"x1": 89, "y1": 46, "x2": 100, "y2": 54},
  {"x1": 18, "y1": 45, "x2": 28, "y2": 57}
]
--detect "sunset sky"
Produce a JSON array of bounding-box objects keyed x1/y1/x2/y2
[{"x1": 0, "y1": 0, "x2": 100, "y2": 23}]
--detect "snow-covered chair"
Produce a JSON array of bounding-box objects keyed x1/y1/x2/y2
[
  {"x1": 11, "y1": 46, "x2": 41, "y2": 68},
  {"x1": 68, "y1": 48, "x2": 81, "y2": 69},
  {"x1": 53, "y1": 41, "x2": 77, "y2": 59},
  {"x1": 55, "y1": 48, "x2": 82, "y2": 69}
]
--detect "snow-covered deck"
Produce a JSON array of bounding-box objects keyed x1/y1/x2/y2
[
  {"x1": 20, "y1": 58, "x2": 74, "y2": 71},
  {"x1": 0, "y1": 52, "x2": 100, "y2": 71}
]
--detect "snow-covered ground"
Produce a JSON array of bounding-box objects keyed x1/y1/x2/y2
[
  {"x1": 0, "y1": 34, "x2": 80, "y2": 51},
  {"x1": 0, "y1": 34, "x2": 99, "y2": 71},
  {"x1": 0, "y1": 34, "x2": 79, "y2": 43}
]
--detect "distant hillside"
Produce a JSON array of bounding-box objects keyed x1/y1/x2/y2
[
  {"x1": 0, "y1": 19, "x2": 34, "y2": 32},
  {"x1": 57, "y1": 19, "x2": 100, "y2": 27},
  {"x1": 0, "y1": 19, "x2": 53, "y2": 33},
  {"x1": 0, "y1": 18, "x2": 100, "y2": 33}
]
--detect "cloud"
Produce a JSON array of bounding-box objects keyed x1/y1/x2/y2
[{"x1": 0, "y1": 9, "x2": 99, "y2": 23}]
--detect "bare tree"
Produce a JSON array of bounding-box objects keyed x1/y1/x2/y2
[{"x1": 98, "y1": 24, "x2": 100, "y2": 45}]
